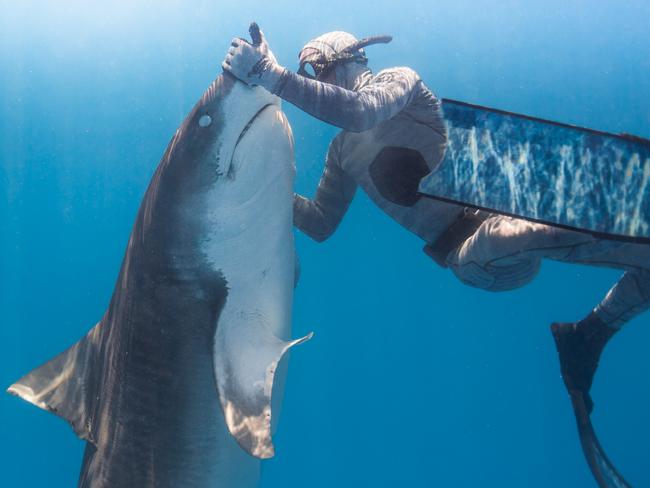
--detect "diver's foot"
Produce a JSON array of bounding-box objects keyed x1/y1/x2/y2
[{"x1": 551, "y1": 314, "x2": 618, "y2": 415}]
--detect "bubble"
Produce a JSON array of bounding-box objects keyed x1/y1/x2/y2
[{"x1": 199, "y1": 114, "x2": 212, "y2": 127}]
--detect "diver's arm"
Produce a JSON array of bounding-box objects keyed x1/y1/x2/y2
[
  {"x1": 294, "y1": 138, "x2": 357, "y2": 242},
  {"x1": 221, "y1": 28, "x2": 419, "y2": 131},
  {"x1": 273, "y1": 68, "x2": 420, "y2": 132}
]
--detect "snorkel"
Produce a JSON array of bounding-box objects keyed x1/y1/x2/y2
[{"x1": 297, "y1": 34, "x2": 393, "y2": 81}]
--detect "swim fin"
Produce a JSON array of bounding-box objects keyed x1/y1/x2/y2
[
  {"x1": 551, "y1": 316, "x2": 616, "y2": 414},
  {"x1": 418, "y1": 99, "x2": 650, "y2": 243},
  {"x1": 551, "y1": 319, "x2": 630, "y2": 488},
  {"x1": 566, "y1": 391, "x2": 631, "y2": 488}
]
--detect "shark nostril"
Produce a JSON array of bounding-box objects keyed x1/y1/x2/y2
[{"x1": 199, "y1": 114, "x2": 212, "y2": 127}]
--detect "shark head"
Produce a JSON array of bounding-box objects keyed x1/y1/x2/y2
[{"x1": 197, "y1": 76, "x2": 295, "y2": 246}]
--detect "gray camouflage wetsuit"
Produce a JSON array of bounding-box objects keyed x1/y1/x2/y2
[{"x1": 271, "y1": 64, "x2": 650, "y2": 330}]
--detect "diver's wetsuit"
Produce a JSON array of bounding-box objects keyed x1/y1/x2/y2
[
  {"x1": 274, "y1": 64, "x2": 650, "y2": 331},
  {"x1": 278, "y1": 66, "x2": 464, "y2": 244},
  {"x1": 448, "y1": 216, "x2": 650, "y2": 327},
  {"x1": 224, "y1": 28, "x2": 643, "y2": 482}
]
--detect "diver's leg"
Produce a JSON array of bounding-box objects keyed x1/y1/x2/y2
[
  {"x1": 593, "y1": 270, "x2": 650, "y2": 327},
  {"x1": 447, "y1": 215, "x2": 650, "y2": 412},
  {"x1": 551, "y1": 239, "x2": 650, "y2": 411},
  {"x1": 448, "y1": 213, "x2": 650, "y2": 292},
  {"x1": 552, "y1": 269, "x2": 650, "y2": 413},
  {"x1": 446, "y1": 215, "x2": 595, "y2": 292}
]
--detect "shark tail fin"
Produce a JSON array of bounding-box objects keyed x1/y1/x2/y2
[
  {"x1": 7, "y1": 324, "x2": 101, "y2": 444},
  {"x1": 214, "y1": 319, "x2": 313, "y2": 459}
]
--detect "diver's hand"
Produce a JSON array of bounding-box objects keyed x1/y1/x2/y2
[{"x1": 222, "y1": 24, "x2": 285, "y2": 92}]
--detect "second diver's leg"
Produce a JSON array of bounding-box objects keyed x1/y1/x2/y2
[{"x1": 552, "y1": 269, "x2": 650, "y2": 413}]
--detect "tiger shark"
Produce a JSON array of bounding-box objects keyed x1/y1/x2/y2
[{"x1": 8, "y1": 25, "x2": 310, "y2": 487}]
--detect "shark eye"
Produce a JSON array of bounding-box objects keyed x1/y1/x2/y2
[{"x1": 199, "y1": 114, "x2": 212, "y2": 127}]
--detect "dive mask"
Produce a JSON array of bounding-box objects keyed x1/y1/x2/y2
[{"x1": 297, "y1": 34, "x2": 393, "y2": 81}]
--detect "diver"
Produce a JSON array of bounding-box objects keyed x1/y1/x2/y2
[{"x1": 222, "y1": 26, "x2": 650, "y2": 415}]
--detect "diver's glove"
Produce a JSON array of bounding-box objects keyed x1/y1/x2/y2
[{"x1": 222, "y1": 23, "x2": 286, "y2": 93}]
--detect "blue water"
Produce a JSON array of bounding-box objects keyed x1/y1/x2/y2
[{"x1": 1, "y1": 1, "x2": 649, "y2": 486}]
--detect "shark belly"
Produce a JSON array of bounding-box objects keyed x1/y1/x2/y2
[{"x1": 205, "y1": 104, "x2": 299, "y2": 459}]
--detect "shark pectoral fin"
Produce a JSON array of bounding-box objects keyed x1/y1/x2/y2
[
  {"x1": 214, "y1": 319, "x2": 313, "y2": 459},
  {"x1": 6, "y1": 324, "x2": 101, "y2": 444}
]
